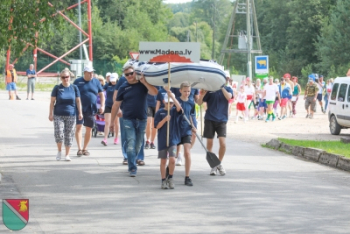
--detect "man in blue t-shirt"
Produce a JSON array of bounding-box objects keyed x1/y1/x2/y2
[
  {"x1": 111, "y1": 65, "x2": 158, "y2": 177},
  {"x1": 198, "y1": 86, "x2": 233, "y2": 176},
  {"x1": 26, "y1": 64, "x2": 37, "y2": 100},
  {"x1": 73, "y1": 65, "x2": 105, "y2": 157}
]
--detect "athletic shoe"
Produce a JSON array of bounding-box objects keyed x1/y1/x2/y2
[
  {"x1": 321, "y1": 107, "x2": 324, "y2": 113},
  {"x1": 306, "y1": 114, "x2": 309, "y2": 118},
  {"x1": 176, "y1": 153, "x2": 183, "y2": 166},
  {"x1": 272, "y1": 116, "x2": 276, "y2": 122},
  {"x1": 56, "y1": 151, "x2": 61, "y2": 161},
  {"x1": 161, "y1": 180, "x2": 168, "y2": 189},
  {"x1": 145, "y1": 141, "x2": 150, "y2": 149},
  {"x1": 101, "y1": 139, "x2": 107, "y2": 146},
  {"x1": 130, "y1": 170, "x2": 137, "y2": 177},
  {"x1": 217, "y1": 164, "x2": 226, "y2": 176},
  {"x1": 184, "y1": 177, "x2": 193, "y2": 186},
  {"x1": 278, "y1": 116, "x2": 282, "y2": 120},
  {"x1": 16, "y1": 96, "x2": 21, "y2": 100},
  {"x1": 114, "y1": 138, "x2": 119, "y2": 145},
  {"x1": 65, "y1": 155, "x2": 71, "y2": 161},
  {"x1": 167, "y1": 178, "x2": 175, "y2": 189},
  {"x1": 150, "y1": 142, "x2": 156, "y2": 149},
  {"x1": 265, "y1": 118, "x2": 270, "y2": 122},
  {"x1": 309, "y1": 114, "x2": 314, "y2": 119},
  {"x1": 122, "y1": 159, "x2": 128, "y2": 165},
  {"x1": 282, "y1": 115, "x2": 286, "y2": 120},
  {"x1": 210, "y1": 167, "x2": 217, "y2": 176}
]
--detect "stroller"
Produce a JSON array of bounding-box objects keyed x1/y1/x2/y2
[{"x1": 92, "y1": 91, "x2": 113, "y2": 138}]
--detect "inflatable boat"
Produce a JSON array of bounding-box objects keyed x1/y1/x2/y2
[{"x1": 123, "y1": 59, "x2": 227, "y2": 91}]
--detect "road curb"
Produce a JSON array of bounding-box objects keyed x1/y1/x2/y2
[{"x1": 265, "y1": 139, "x2": 349, "y2": 172}]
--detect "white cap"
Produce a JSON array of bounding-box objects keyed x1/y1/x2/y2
[
  {"x1": 83, "y1": 65, "x2": 95, "y2": 72},
  {"x1": 110, "y1": 73, "x2": 118, "y2": 82},
  {"x1": 106, "y1": 72, "x2": 111, "y2": 77},
  {"x1": 164, "y1": 93, "x2": 174, "y2": 103}
]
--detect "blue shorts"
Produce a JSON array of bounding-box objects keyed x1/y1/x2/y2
[
  {"x1": 317, "y1": 93, "x2": 322, "y2": 102},
  {"x1": 76, "y1": 113, "x2": 95, "y2": 128},
  {"x1": 258, "y1": 99, "x2": 267, "y2": 108},
  {"x1": 6, "y1": 82, "x2": 17, "y2": 91}
]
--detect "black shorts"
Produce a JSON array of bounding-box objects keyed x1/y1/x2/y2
[
  {"x1": 203, "y1": 119, "x2": 227, "y2": 139},
  {"x1": 104, "y1": 106, "x2": 112, "y2": 114},
  {"x1": 317, "y1": 93, "x2": 322, "y2": 102},
  {"x1": 147, "y1": 106, "x2": 155, "y2": 117},
  {"x1": 177, "y1": 135, "x2": 192, "y2": 146},
  {"x1": 76, "y1": 113, "x2": 95, "y2": 128}
]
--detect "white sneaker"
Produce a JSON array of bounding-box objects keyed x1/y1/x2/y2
[
  {"x1": 65, "y1": 155, "x2": 71, "y2": 161},
  {"x1": 56, "y1": 151, "x2": 61, "y2": 161},
  {"x1": 210, "y1": 167, "x2": 217, "y2": 176},
  {"x1": 176, "y1": 153, "x2": 183, "y2": 166},
  {"x1": 217, "y1": 164, "x2": 226, "y2": 176}
]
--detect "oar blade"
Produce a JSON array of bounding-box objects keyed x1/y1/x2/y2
[{"x1": 206, "y1": 152, "x2": 221, "y2": 168}]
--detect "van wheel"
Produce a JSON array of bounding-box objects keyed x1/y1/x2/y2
[{"x1": 330, "y1": 115, "x2": 341, "y2": 135}]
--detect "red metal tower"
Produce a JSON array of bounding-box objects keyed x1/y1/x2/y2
[{"x1": 5, "y1": 0, "x2": 93, "y2": 77}]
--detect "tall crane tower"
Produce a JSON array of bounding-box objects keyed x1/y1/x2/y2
[{"x1": 219, "y1": 0, "x2": 262, "y2": 78}]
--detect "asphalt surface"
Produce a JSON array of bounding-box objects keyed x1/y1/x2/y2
[{"x1": 1, "y1": 91, "x2": 350, "y2": 234}]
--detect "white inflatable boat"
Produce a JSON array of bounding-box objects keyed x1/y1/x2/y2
[{"x1": 123, "y1": 59, "x2": 227, "y2": 91}]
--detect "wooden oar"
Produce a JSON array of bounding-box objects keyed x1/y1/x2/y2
[{"x1": 182, "y1": 114, "x2": 221, "y2": 168}]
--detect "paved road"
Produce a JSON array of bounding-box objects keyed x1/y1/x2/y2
[{"x1": 1, "y1": 91, "x2": 350, "y2": 233}]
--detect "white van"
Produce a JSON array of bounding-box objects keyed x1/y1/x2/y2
[{"x1": 328, "y1": 77, "x2": 350, "y2": 135}]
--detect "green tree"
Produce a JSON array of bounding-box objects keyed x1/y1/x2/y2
[
  {"x1": 316, "y1": 0, "x2": 350, "y2": 76},
  {"x1": 0, "y1": 1, "x2": 71, "y2": 57}
]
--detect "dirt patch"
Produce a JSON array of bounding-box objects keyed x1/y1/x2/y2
[{"x1": 223, "y1": 100, "x2": 350, "y2": 144}]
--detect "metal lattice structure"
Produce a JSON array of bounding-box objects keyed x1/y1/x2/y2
[
  {"x1": 5, "y1": 0, "x2": 93, "y2": 77},
  {"x1": 219, "y1": 0, "x2": 262, "y2": 77}
]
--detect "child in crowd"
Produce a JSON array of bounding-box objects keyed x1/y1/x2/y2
[
  {"x1": 235, "y1": 85, "x2": 247, "y2": 123},
  {"x1": 177, "y1": 82, "x2": 196, "y2": 186},
  {"x1": 154, "y1": 90, "x2": 182, "y2": 189}
]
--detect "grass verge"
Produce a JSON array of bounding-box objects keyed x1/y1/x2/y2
[{"x1": 278, "y1": 138, "x2": 350, "y2": 158}]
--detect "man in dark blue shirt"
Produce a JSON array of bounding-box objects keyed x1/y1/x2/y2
[
  {"x1": 198, "y1": 86, "x2": 233, "y2": 176},
  {"x1": 73, "y1": 65, "x2": 105, "y2": 157},
  {"x1": 111, "y1": 65, "x2": 158, "y2": 177}
]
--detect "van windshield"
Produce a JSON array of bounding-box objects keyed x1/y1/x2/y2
[{"x1": 331, "y1": 83, "x2": 339, "y2": 101}]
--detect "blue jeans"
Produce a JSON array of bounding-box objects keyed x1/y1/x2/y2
[
  {"x1": 324, "y1": 93, "x2": 329, "y2": 110},
  {"x1": 119, "y1": 117, "x2": 145, "y2": 161},
  {"x1": 123, "y1": 119, "x2": 147, "y2": 172}
]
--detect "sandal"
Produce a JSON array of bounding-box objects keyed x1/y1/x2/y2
[
  {"x1": 77, "y1": 150, "x2": 83, "y2": 157},
  {"x1": 137, "y1": 160, "x2": 145, "y2": 166},
  {"x1": 82, "y1": 150, "x2": 90, "y2": 156}
]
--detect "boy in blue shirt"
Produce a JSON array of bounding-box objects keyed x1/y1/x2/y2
[
  {"x1": 154, "y1": 90, "x2": 182, "y2": 189},
  {"x1": 177, "y1": 82, "x2": 196, "y2": 186}
]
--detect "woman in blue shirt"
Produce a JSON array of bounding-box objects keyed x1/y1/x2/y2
[
  {"x1": 49, "y1": 69, "x2": 83, "y2": 161},
  {"x1": 101, "y1": 73, "x2": 119, "y2": 146}
]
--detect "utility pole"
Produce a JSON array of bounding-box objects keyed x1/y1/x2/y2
[
  {"x1": 211, "y1": 2, "x2": 216, "y2": 60},
  {"x1": 78, "y1": 0, "x2": 82, "y2": 60},
  {"x1": 219, "y1": 0, "x2": 262, "y2": 76},
  {"x1": 246, "y1": 0, "x2": 252, "y2": 79}
]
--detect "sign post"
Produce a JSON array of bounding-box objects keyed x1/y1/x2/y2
[
  {"x1": 139, "y1": 42, "x2": 200, "y2": 146},
  {"x1": 255, "y1": 55, "x2": 269, "y2": 77}
]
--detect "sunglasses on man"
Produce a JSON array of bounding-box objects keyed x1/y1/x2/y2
[{"x1": 125, "y1": 71, "x2": 134, "y2": 77}]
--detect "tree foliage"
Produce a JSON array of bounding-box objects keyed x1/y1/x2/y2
[{"x1": 0, "y1": 1, "x2": 72, "y2": 57}]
